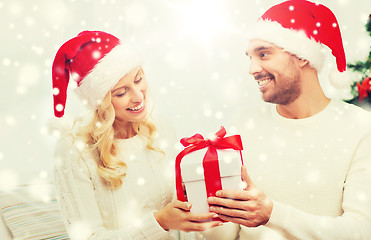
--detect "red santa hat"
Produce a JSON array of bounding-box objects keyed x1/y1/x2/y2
[
  {"x1": 52, "y1": 31, "x2": 140, "y2": 118},
  {"x1": 247, "y1": 0, "x2": 346, "y2": 73}
]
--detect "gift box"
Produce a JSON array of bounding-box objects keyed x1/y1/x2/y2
[{"x1": 175, "y1": 127, "x2": 244, "y2": 216}]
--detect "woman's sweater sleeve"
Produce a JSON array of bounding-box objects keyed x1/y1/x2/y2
[
  {"x1": 53, "y1": 136, "x2": 169, "y2": 240},
  {"x1": 264, "y1": 130, "x2": 371, "y2": 239}
]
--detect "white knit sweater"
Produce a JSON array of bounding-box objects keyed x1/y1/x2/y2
[
  {"x1": 202, "y1": 100, "x2": 371, "y2": 240},
  {"x1": 54, "y1": 123, "x2": 177, "y2": 240}
]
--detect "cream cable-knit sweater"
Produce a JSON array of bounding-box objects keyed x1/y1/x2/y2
[
  {"x1": 54, "y1": 123, "x2": 177, "y2": 240},
  {"x1": 202, "y1": 100, "x2": 371, "y2": 240}
]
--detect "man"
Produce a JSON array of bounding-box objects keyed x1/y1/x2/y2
[{"x1": 202, "y1": 0, "x2": 371, "y2": 239}]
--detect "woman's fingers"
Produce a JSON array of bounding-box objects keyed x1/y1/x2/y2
[
  {"x1": 182, "y1": 219, "x2": 222, "y2": 232},
  {"x1": 173, "y1": 200, "x2": 191, "y2": 211}
]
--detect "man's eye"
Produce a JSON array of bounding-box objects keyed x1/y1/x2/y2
[{"x1": 260, "y1": 52, "x2": 269, "y2": 58}]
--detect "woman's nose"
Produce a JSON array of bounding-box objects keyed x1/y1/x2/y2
[{"x1": 131, "y1": 87, "x2": 144, "y2": 102}]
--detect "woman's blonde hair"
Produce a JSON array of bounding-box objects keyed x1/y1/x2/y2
[{"x1": 76, "y1": 91, "x2": 162, "y2": 190}]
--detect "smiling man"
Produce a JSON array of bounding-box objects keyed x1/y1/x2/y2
[{"x1": 201, "y1": 0, "x2": 371, "y2": 239}]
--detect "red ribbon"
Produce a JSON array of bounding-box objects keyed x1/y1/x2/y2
[
  {"x1": 175, "y1": 126, "x2": 244, "y2": 202},
  {"x1": 357, "y1": 77, "x2": 371, "y2": 102}
]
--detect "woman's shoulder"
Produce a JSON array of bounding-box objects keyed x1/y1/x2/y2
[{"x1": 54, "y1": 133, "x2": 97, "y2": 171}]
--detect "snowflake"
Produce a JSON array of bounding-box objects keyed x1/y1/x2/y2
[
  {"x1": 137, "y1": 177, "x2": 146, "y2": 186},
  {"x1": 196, "y1": 166, "x2": 203, "y2": 175},
  {"x1": 306, "y1": 171, "x2": 320, "y2": 184},
  {"x1": 5, "y1": 116, "x2": 16, "y2": 126},
  {"x1": 214, "y1": 111, "x2": 223, "y2": 119},
  {"x1": 357, "y1": 192, "x2": 368, "y2": 202},
  {"x1": 204, "y1": 109, "x2": 212, "y2": 117},
  {"x1": 2, "y1": 58, "x2": 11, "y2": 66},
  {"x1": 159, "y1": 139, "x2": 169, "y2": 149},
  {"x1": 53, "y1": 87, "x2": 60, "y2": 95},
  {"x1": 55, "y1": 104, "x2": 64, "y2": 112},
  {"x1": 259, "y1": 153, "x2": 267, "y2": 162},
  {"x1": 0, "y1": 170, "x2": 19, "y2": 192},
  {"x1": 92, "y1": 50, "x2": 101, "y2": 59},
  {"x1": 16, "y1": 85, "x2": 27, "y2": 95},
  {"x1": 159, "y1": 86, "x2": 167, "y2": 95}
]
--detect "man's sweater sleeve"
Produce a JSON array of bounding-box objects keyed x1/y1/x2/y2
[
  {"x1": 53, "y1": 136, "x2": 169, "y2": 240},
  {"x1": 265, "y1": 130, "x2": 371, "y2": 239}
]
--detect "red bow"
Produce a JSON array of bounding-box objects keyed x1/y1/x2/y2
[
  {"x1": 357, "y1": 77, "x2": 371, "y2": 102},
  {"x1": 175, "y1": 126, "x2": 243, "y2": 202}
]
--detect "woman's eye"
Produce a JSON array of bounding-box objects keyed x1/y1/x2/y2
[
  {"x1": 135, "y1": 77, "x2": 143, "y2": 84},
  {"x1": 116, "y1": 91, "x2": 126, "y2": 97}
]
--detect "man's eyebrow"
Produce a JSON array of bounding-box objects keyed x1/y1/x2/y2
[
  {"x1": 255, "y1": 46, "x2": 273, "y2": 52},
  {"x1": 246, "y1": 46, "x2": 273, "y2": 56}
]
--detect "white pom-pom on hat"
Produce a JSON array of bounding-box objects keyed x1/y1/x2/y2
[{"x1": 328, "y1": 67, "x2": 353, "y2": 90}]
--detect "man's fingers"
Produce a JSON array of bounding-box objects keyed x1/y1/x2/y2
[
  {"x1": 216, "y1": 214, "x2": 254, "y2": 227},
  {"x1": 241, "y1": 165, "x2": 254, "y2": 190},
  {"x1": 210, "y1": 205, "x2": 251, "y2": 219},
  {"x1": 208, "y1": 196, "x2": 247, "y2": 210}
]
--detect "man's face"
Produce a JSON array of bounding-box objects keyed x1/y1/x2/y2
[{"x1": 246, "y1": 39, "x2": 302, "y2": 105}]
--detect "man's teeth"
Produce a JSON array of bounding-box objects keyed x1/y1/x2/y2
[
  {"x1": 128, "y1": 102, "x2": 144, "y2": 111},
  {"x1": 258, "y1": 78, "x2": 272, "y2": 86}
]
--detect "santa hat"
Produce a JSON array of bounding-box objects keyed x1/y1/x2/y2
[
  {"x1": 52, "y1": 31, "x2": 140, "y2": 118},
  {"x1": 247, "y1": 0, "x2": 346, "y2": 73}
]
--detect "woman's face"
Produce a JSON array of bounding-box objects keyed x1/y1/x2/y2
[{"x1": 111, "y1": 66, "x2": 148, "y2": 128}]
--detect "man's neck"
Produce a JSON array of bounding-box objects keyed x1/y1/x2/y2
[
  {"x1": 276, "y1": 70, "x2": 330, "y2": 119},
  {"x1": 276, "y1": 96, "x2": 330, "y2": 119}
]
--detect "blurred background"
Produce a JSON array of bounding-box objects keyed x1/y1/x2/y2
[{"x1": 0, "y1": 0, "x2": 370, "y2": 184}]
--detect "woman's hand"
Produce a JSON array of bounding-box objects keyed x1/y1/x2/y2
[{"x1": 154, "y1": 200, "x2": 222, "y2": 232}]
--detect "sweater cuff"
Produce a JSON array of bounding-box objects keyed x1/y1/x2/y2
[
  {"x1": 265, "y1": 200, "x2": 290, "y2": 231},
  {"x1": 140, "y1": 211, "x2": 169, "y2": 240}
]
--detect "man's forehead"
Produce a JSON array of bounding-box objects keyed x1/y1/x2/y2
[{"x1": 246, "y1": 39, "x2": 276, "y2": 55}]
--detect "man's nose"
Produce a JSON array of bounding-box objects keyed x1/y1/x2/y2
[{"x1": 248, "y1": 59, "x2": 263, "y2": 76}]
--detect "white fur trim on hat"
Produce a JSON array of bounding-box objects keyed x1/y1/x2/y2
[
  {"x1": 247, "y1": 20, "x2": 324, "y2": 72},
  {"x1": 74, "y1": 43, "x2": 141, "y2": 109}
]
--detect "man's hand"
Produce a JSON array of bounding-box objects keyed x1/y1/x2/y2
[{"x1": 207, "y1": 165, "x2": 273, "y2": 227}]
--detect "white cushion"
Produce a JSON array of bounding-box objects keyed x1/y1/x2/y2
[{"x1": 0, "y1": 182, "x2": 69, "y2": 240}]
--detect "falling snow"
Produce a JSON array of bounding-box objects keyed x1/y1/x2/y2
[{"x1": 0, "y1": 1, "x2": 371, "y2": 239}]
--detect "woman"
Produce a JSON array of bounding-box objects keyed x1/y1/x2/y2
[{"x1": 51, "y1": 31, "x2": 220, "y2": 239}]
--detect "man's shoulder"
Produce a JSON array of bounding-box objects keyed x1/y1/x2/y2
[
  {"x1": 333, "y1": 100, "x2": 371, "y2": 118},
  {"x1": 331, "y1": 100, "x2": 371, "y2": 129}
]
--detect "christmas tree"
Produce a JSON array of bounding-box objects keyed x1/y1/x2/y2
[{"x1": 347, "y1": 14, "x2": 371, "y2": 105}]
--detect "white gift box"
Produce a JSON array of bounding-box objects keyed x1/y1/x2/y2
[{"x1": 180, "y1": 148, "x2": 244, "y2": 214}]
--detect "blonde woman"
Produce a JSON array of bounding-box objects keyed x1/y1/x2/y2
[{"x1": 52, "y1": 31, "x2": 220, "y2": 240}]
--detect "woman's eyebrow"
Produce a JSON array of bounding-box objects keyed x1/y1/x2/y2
[
  {"x1": 111, "y1": 69, "x2": 142, "y2": 94},
  {"x1": 134, "y1": 68, "x2": 142, "y2": 79},
  {"x1": 111, "y1": 86, "x2": 126, "y2": 94}
]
